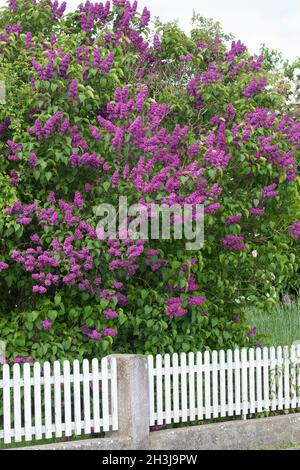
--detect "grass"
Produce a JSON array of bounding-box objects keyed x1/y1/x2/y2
[
  {"x1": 0, "y1": 432, "x2": 105, "y2": 449},
  {"x1": 246, "y1": 297, "x2": 300, "y2": 347}
]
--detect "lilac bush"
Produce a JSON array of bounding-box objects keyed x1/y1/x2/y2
[{"x1": 0, "y1": 0, "x2": 299, "y2": 362}]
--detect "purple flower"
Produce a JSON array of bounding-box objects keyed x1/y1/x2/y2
[
  {"x1": 225, "y1": 215, "x2": 242, "y2": 225},
  {"x1": 140, "y1": 6, "x2": 150, "y2": 28},
  {"x1": 41, "y1": 319, "x2": 52, "y2": 331},
  {"x1": 188, "y1": 296, "x2": 207, "y2": 307},
  {"x1": 222, "y1": 235, "x2": 246, "y2": 251},
  {"x1": 0, "y1": 261, "x2": 9, "y2": 272},
  {"x1": 248, "y1": 326, "x2": 257, "y2": 337},
  {"x1": 153, "y1": 34, "x2": 160, "y2": 50},
  {"x1": 288, "y1": 221, "x2": 300, "y2": 239},
  {"x1": 30, "y1": 234, "x2": 40, "y2": 244},
  {"x1": 102, "y1": 327, "x2": 118, "y2": 337},
  {"x1": 103, "y1": 309, "x2": 119, "y2": 320},
  {"x1": 68, "y1": 79, "x2": 78, "y2": 101},
  {"x1": 282, "y1": 294, "x2": 292, "y2": 305},
  {"x1": 249, "y1": 208, "x2": 265, "y2": 217},
  {"x1": 28, "y1": 153, "x2": 38, "y2": 168}
]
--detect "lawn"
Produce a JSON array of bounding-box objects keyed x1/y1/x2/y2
[{"x1": 246, "y1": 297, "x2": 300, "y2": 347}]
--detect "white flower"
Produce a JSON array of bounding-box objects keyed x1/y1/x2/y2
[{"x1": 252, "y1": 250, "x2": 258, "y2": 258}]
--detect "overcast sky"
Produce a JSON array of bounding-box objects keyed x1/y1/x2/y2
[{"x1": 2, "y1": 0, "x2": 299, "y2": 61}]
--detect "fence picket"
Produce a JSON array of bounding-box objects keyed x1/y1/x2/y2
[
  {"x1": 92, "y1": 358, "x2": 100, "y2": 433},
  {"x1": 241, "y1": 349, "x2": 248, "y2": 418},
  {"x1": 196, "y1": 352, "x2": 203, "y2": 420},
  {"x1": 13, "y1": 364, "x2": 22, "y2": 442},
  {"x1": 180, "y1": 353, "x2": 188, "y2": 422},
  {"x1": 172, "y1": 353, "x2": 180, "y2": 423},
  {"x1": 204, "y1": 351, "x2": 211, "y2": 419},
  {"x1": 23, "y1": 363, "x2": 32, "y2": 441},
  {"x1": 290, "y1": 346, "x2": 297, "y2": 410},
  {"x1": 43, "y1": 361, "x2": 52, "y2": 439},
  {"x1": 277, "y1": 347, "x2": 284, "y2": 410},
  {"x1": 255, "y1": 348, "x2": 263, "y2": 413},
  {"x1": 156, "y1": 355, "x2": 163, "y2": 425},
  {"x1": 234, "y1": 349, "x2": 241, "y2": 416},
  {"x1": 188, "y1": 352, "x2": 196, "y2": 422},
  {"x1": 212, "y1": 351, "x2": 219, "y2": 418},
  {"x1": 284, "y1": 346, "x2": 290, "y2": 410},
  {"x1": 219, "y1": 350, "x2": 226, "y2": 417},
  {"x1": 3, "y1": 364, "x2": 11, "y2": 444},
  {"x1": 249, "y1": 349, "x2": 255, "y2": 414},
  {"x1": 297, "y1": 346, "x2": 300, "y2": 408},
  {"x1": 164, "y1": 354, "x2": 172, "y2": 425},
  {"x1": 63, "y1": 360, "x2": 72, "y2": 437},
  {"x1": 227, "y1": 350, "x2": 234, "y2": 417},
  {"x1": 148, "y1": 355, "x2": 155, "y2": 426},
  {"x1": 73, "y1": 359, "x2": 82, "y2": 436},
  {"x1": 83, "y1": 359, "x2": 91, "y2": 435},
  {"x1": 101, "y1": 357, "x2": 109, "y2": 432},
  {"x1": 33, "y1": 362, "x2": 42, "y2": 440},
  {"x1": 269, "y1": 347, "x2": 277, "y2": 411},
  {"x1": 53, "y1": 361, "x2": 62, "y2": 438},
  {"x1": 263, "y1": 348, "x2": 270, "y2": 410}
]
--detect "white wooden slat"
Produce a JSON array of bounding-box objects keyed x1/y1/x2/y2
[
  {"x1": 101, "y1": 357, "x2": 109, "y2": 432},
  {"x1": 263, "y1": 348, "x2": 270, "y2": 410},
  {"x1": 188, "y1": 352, "x2": 196, "y2": 422},
  {"x1": 212, "y1": 351, "x2": 219, "y2": 418},
  {"x1": 227, "y1": 350, "x2": 234, "y2": 417},
  {"x1": 241, "y1": 348, "x2": 248, "y2": 418},
  {"x1": 63, "y1": 361, "x2": 72, "y2": 436},
  {"x1": 248, "y1": 349, "x2": 255, "y2": 414},
  {"x1": 283, "y1": 346, "x2": 290, "y2": 410},
  {"x1": 33, "y1": 362, "x2": 42, "y2": 440},
  {"x1": 92, "y1": 358, "x2": 101, "y2": 433},
  {"x1": 73, "y1": 360, "x2": 82, "y2": 435},
  {"x1": 196, "y1": 352, "x2": 203, "y2": 420},
  {"x1": 83, "y1": 359, "x2": 91, "y2": 435},
  {"x1": 164, "y1": 354, "x2": 172, "y2": 425},
  {"x1": 277, "y1": 347, "x2": 283, "y2": 410},
  {"x1": 148, "y1": 356, "x2": 155, "y2": 426},
  {"x1": 172, "y1": 353, "x2": 180, "y2": 423},
  {"x1": 255, "y1": 348, "x2": 263, "y2": 413},
  {"x1": 3, "y1": 364, "x2": 11, "y2": 444},
  {"x1": 290, "y1": 346, "x2": 297, "y2": 410},
  {"x1": 13, "y1": 364, "x2": 22, "y2": 442},
  {"x1": 43, "y1": 361, "x2": 52, "y2": 439},
  {"x1": 297, "y1": 346, "x2": 300, "y2": 408},
  {"x1": 219, "y1": 350, "x2": 226, "y2": 417},
  {"x1": 180, "y1": 353, "x2": 188, "y2": 422},
  {"x1": 110, "y1": 357, "x2": 118, "y2": 431},
  {"x1": 23, "y1": 363, "x2": 32, "y2": 441},
  {"x1": 53, "y1": 361, "x2": 62, "y2": 438},
  {"x1": 234, "y1": 349, "x2": 241, "y2": 416},
  {"x1": 204, "y1": 351, "x2": 211, "y2": 419},
  {"x1": 269, "y1": 347, "x2": 277, "y2": 411},
  {"x1": 156, "y1": 355, "x2": 163, "y2": 425}
]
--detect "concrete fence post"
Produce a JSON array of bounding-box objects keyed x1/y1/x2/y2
[{"x1": 107, "y1": 354, "x2": 150, "y2": 448}]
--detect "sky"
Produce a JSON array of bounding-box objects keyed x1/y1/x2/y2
[{"x1": 1, "y1": 0, "x2": 299, "y2": 61}]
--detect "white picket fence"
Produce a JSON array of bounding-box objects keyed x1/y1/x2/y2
[
  {"x1": 148, "y1": 346, "x2": 300, "y2": 426},
  {"x1": 0, "y1": 357, "x2": 118, "y2": 444}
]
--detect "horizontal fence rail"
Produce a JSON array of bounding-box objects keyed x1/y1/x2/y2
[
  {"x1": 0, "y1": 357, "x2": 118, "y2": 444},
  {"x1": 148, "y1": 346, "x2": 300, "y2": 426}
]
